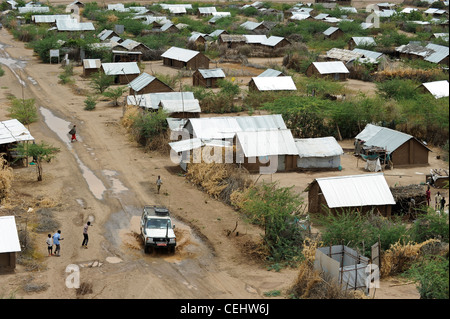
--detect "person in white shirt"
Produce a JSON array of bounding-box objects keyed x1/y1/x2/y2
[{"x1": 46, "y1": 234, "x2": 53, "y2": 256}]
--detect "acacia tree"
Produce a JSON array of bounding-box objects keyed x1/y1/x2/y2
[
  {"x1": 7, "y1": 97, "x2": 38, "y2": 125},
  {"x1": 89, "y1": 71, "x2": 114, "y2": 94},
  {"x1": 13, "y1": 141, "x2": 60, "y2": 181},
  {"x1": 102, "y1": 86, "x2": 127, "y2": 106}
]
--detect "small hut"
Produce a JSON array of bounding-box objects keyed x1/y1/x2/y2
[
  {"x1": 192, "y1": 68, "x2": 226, "y2": 88},
  {"x1": 306, "y1": 61, "x2": 350, "y2": 80},
  {"x1": 101, "y1": 62, "x2": 140, "y2": 85},
  {"x1": 0, "y1": 216, "x2": 21, "y2": 270},
  {"x1": 161, "y1": 47, "x2": 210, "y2": 70},
  {"x1": 128, "y1": 72, "x2": 173, "y2": 95},
  {"x1": 82, "y1": 59, "x2": 101, "y2": 77}
]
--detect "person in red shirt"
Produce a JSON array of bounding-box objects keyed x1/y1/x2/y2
[{"x1": 426, "y1": 185, "x2": 431, "y2": 206}]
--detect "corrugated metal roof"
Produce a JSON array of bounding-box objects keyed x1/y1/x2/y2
[
  {"x1": 18, "y1": 6, "x2": 50, "y2": 13},
  {"x1": 360, "y1": 22, "x2": 374, "y2": 30},
  {"x1": 198, "y1": 68, "x2": 225, "y2": 79},
  {"x1": 355, "y1": 124, "x2": 414, "y2": 154},
  {"x1": 189, "y1": 32, "x2": 207, "y2": 42},
  {"x1": 0, "y1": 119, "x2": 34, "y2": 145},
  {"x1": 127, "y1": 92, "x2": 195, "y2": 110},
  {"x1": 236, "y1": 129, "x2": 298, "y2": 157},
  {"x1": 128, "y1": 72, "x2": 157, "y2": 91},
  {"x1": 323, "y1": 27, "x2": 339, "y2": 36},
  {"x1": 168, "y1": 7, "x2": 187, "y2": 14},
  {"x1": 314, "y1": 13, "x2": 329, "y2": 20},
  {"x1": 295, "y1": 137, "x2": 343, "y2": 158},
  {"x1": 251, "y1": 76, "x2": 297, "y2": 91},
  {"x1": 83, "y1": 59, "x2": 101, "y2": 69},
  {"x1": 198, "y1": 7, "x2": 217, "y2": 14},
  {"x1": 212, "y1": 12, "x2": 231, "y2": 17},
  {"x1": 258, "y1": 69, "x2": 283, "y2": 77},
  {"x1": 424, "y1": 43, "x2": 449, "y2": 63},
  {"x1": 244, "y1": 35, "x2": 267, "y2": 44},
  {"x1": 422, "y1": 80, "x2": 449, "y2": 99},
  {"x1": 290, "y1": 12, "x2": 310, "y2": 20},
  {"x1": 315, "y1": 173, "x2": 396, "y2": 208},
  {"x1": 160, "y1": 4, "x2": 193, "y2": 9},
  {"x1": 351, "y1": 37, "x2": 376, "y2": 46},
  {"x1": 187, "y1": 114, "x2": 287, "y2": 139},
  {"x1": 161, "y1": 22, "x2": 176, "y2": 31},
  {"x1": 0, "y1": 216, "x2": 21, "y2": 253},
  {"x1": 161, "y1": 47, "x2": 200, "y2": 62},
  {"x1": 262, "y1": 36, "x2": 285, "y2": 47},
  {"x1": 240, "y1": 21, "x2": 263, "y2": 30},
  {"x1": 312, "y1": 61, "x2": 350, "y2": 74},
  {"x1": 98, "y1": 29, "x2": 115, "y2": 41},
  {"x1": 32, "y1": 14, "x2": 71, "y2": 23},
  {"x1": 169, "y1": 138, "x2": 203, "y2": 153},
  {"x1": 159, "y1": 99, "x2": 201, "y2": 113},
  {"x1": 102, "y1": 62, "x2": 140, "y2": 75},
  {"x1": 118, "y1": 39, "x2": 141, "y2": 51},
  {"x1": 352, "y1": 48, "x2": 384, "y2": 60},
  {"x1": 56, "y1": 19, "x2": 95, "y2": 31},
  {"x1": 209, "y1": 29, "x2": 226, "y2": 38}
]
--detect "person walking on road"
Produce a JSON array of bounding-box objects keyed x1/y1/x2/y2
[
  {"x1": 435, "y1": 192, "x2": 442, "y2": 210},
  {"x1": 53, "y1": 230, "x2": 64, "y2": 257},
  {"x1": 46, "y1": 234, "x2": 53, "y2": 256},
  {"x1": 69, "y1": 125, "x2": 77, "y2": 143},
  {"x1": 156, "y1": 175, "x2": 162, "y2": 194},
  {"x1": 81, "y1": 221, "x2": 91, "y2": 249}
]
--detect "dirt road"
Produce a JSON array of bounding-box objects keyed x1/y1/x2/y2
[{"x1": 0, "y1": 27, "x2": 298, "y2": 299}]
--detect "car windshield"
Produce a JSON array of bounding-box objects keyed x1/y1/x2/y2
[{"x1": 146, "y1": 218, "x2": 171, "y2": 229}]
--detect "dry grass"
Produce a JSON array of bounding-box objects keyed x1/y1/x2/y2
[
  {"x1": 0, "y1": 156, "x2": 14, "y2": 204},
  {"x1": 186, "y1": 161, "x2": 253, "y2": 205},
  {"x1": 374, "y1": 67, "x2": 443, "y2": 82},
  {"x1": 380, "y1": 239, "x2": 443, "y2": 277}
]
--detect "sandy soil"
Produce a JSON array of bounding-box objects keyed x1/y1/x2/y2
[{"x1": 0, "y1": 8, "x2": 448, "y2": 300}]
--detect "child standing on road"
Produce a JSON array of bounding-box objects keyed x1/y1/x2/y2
[
  {"x1": 156, "y1": 176, "x2": 162, "y2": 194},
  {"x1": 46, "y1": 234, "x2": 53, "y2": 256}
]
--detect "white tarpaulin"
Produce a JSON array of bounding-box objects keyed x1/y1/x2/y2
[{"x1": 365, "y1": 158, "x2": 382, "y2": 172}]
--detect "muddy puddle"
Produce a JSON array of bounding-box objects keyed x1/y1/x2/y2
[{"x1": 117, "y1": 215, "x2": 208, "y2": 264}]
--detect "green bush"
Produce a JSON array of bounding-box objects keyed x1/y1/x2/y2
[
  {"x1": 411, "y1": 210, "x2": 449, "y2": 243},
  {"x1": 130, "y1": 109, "x2": 168, "y2": 146},
  {"x1": 234, "y1": 182, "x2": 305, "y2": 264},
  {"x1": 84, "y1": 96, "x2": 97, "y2": 111},
  {"x1": 315, "y1": 210, "x2": 409, "y2": 257},
  {"x1": 7, "y1": 96, "x2": 38, "y2": 125},
  {"x1": 405, "y1": 256, "x2": 449, "y2": 299}
]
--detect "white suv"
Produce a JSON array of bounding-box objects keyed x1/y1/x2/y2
[{"x1": 140, "y1": 205, "x2": 176, "y2": 253}]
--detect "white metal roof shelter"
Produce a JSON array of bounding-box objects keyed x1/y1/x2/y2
[
  {"x1": 186, "y1": 114, "x2": 287, "y2": 140},
  {"x1": 101, "y1": 62, "x2": 140, "y2": 75},
  {"x1": 159, "y1": 99, "x2": 201, "y2": 113},
  {"x1": 315, "y1": 173, "x2": 396, "y2": 208},
  {"x1": 161, "y1": 47, "x2": 200, "y2": 63},
  {"x1": 0, "y1": 216, "x2": 21, "y2": 254},
  {"x1": 421, "y1": 80, "x2": 449, "y2": 99},
  {"x1": 127, "y1": 92, "x2": 195, "y2": 110},
  {"x1": 0, "y1": 119, "x2": 34, "y2": 145},
  {"x1": 312, "y1": 62, "x2": 350, "y2": 74},
  {"x1": 250, "y1": 76, "x2": 297, "y2": 91},
  {"x1": 236, "y1": 129, "x2": 298, "y2": 157}
]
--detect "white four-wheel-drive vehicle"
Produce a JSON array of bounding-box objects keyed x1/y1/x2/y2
[{"x1": 140, "y1": 205, "x2": 176, "y2": 253}]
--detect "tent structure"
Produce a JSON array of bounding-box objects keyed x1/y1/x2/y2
[
  {"x1": 295, "y1": 137, "x2": 343, "y2": 169},
  {"x1": 0, "y1": 119, "x2": 35, "y2": 163}
]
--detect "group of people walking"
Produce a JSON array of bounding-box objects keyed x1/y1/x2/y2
[{"x1": 45, "y1": 221, "x2": 91, "y2": 257}]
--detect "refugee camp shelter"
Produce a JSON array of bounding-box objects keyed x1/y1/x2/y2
[
  {"x1": 0, "y1": 119, "x2": 35, "y2": 163},
  {"x1": 308, "y1": 173, "x2": 396, "y2": 216},
  {"x1": 0, "y1": 216, "x2": 21, "y2": 270},
  {"x1": 184, "y1": 114, "x2": 287, "y2": 140},
  {"x1": 192, "y1": 68, "x2": 226, "y2": 88},
  {"x1": 112, "y1": 50, "x2": 142, "y2": 63},
  {"x1": 236, "y1": 129, "x2": 298, "y2": 172},
  {"x1": 348, "y1": 37, "x2": 376, "y2": 50},
  {"x1": 101, "y1": 62, "x2": 140, "y2": 84},
  {"x1": 419, "y1": 80, "x2": 449, "y2": 99},
  {"x1": 161, "y1": 46, "x2": 210, "y2": 70},
  {"x1": 128, "y1": 72, "x2": 173, "y2": 95},
  {"x1": 127, "y1": 92, "x2": 196, "y2": 113},
  {"x1": 295, "y1": 137, "x2": 343, "y2": 169},
  {"x1": 248, "y1": 76, "x2": 297, "y2": 92},
  {"x1": 158, "y1": 99, "x2": 201, "y2": 118},
  {"x1": 306, "y1": 61, "x2": 350, "y2": 80},
  {"x1": 323, "y1": 27, "x2": 344, "y2": 40},
  {"x1": 354, "y1": 124, "x2": 431, "y2": 167},
  {"x1": 82, "y1": 59, "x2": 101, "y2": 77}
]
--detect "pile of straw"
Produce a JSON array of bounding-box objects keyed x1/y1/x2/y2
[{"x1": 381, "y1": 239, "x2": 442, "y2": 277}]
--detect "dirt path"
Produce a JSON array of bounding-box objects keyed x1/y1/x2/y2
[{"x1": 0, "y1": 27, "x2": 298, "y2": 299}]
